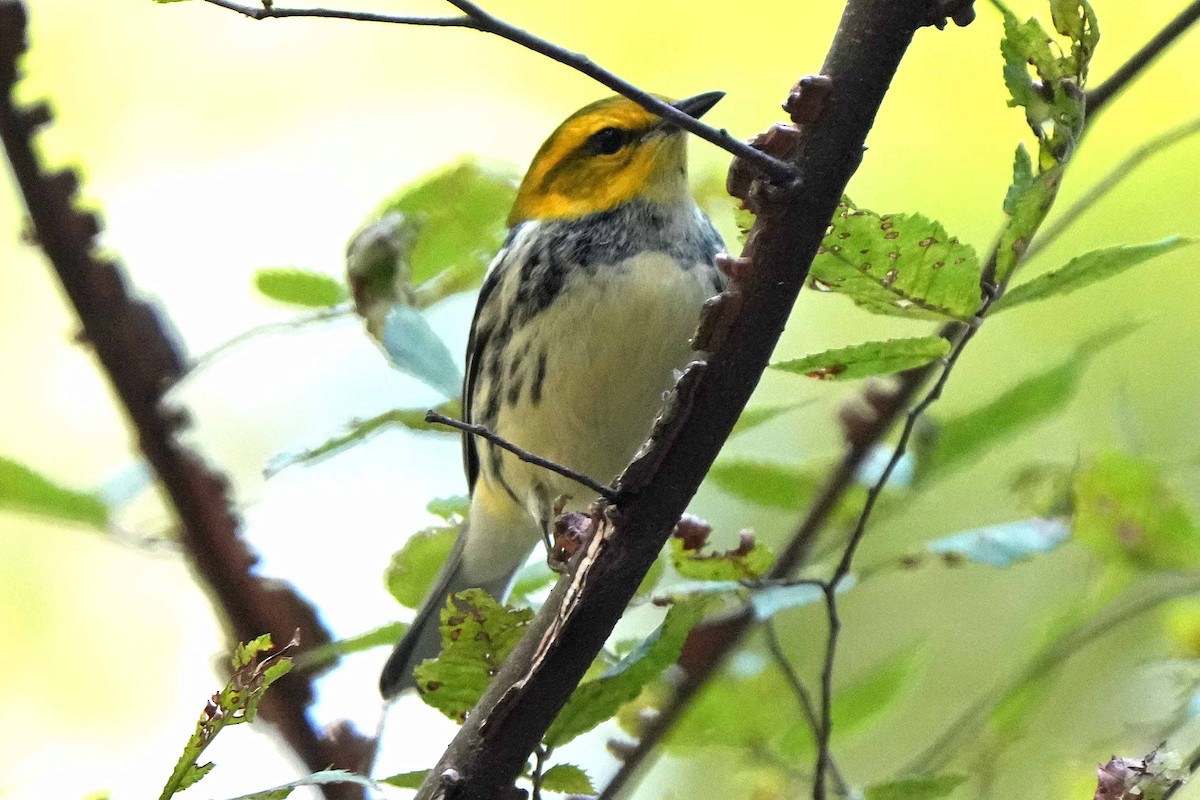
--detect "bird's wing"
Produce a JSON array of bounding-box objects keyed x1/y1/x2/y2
[{"x1": 461, "y1": 232, "x2": 520, "y2": 493}]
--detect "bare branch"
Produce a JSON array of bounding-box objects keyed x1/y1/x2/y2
[
  {"x1": 763, "y1": 622, "x2": 851, "y2": 798},
  {"x1": 1086, "y1": 0, "x2": 1200, "y2": 119},
  {"x1": 424, "y1": 411, "x2": 617, "y2": 502},
  {"x1": 0, "y1": 3, "x2": 374, "y2": 796},
  {"x1": 192, "y1": 0, "x2": 798, "y2": 183},
  {"x1": 199, "y1": 0, "x2": 477, "y2": 27}
]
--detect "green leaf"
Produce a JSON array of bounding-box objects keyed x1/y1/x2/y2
[
  {"x1": 669, "y1": 536, "x2": 774, "y2": 581},
  {"x1": 865, "y1": 774, "x2": 967, "y2": 800},
  {"x1": 926, "y1": 518, "x2": 1070, "y2": 568},
  {"x1": 544, "y1": 601, "x2": 705, "y2": 747},
  {"x1": 730, "y1": 400, "x2": 812, "y2": 436},
  {"x1": 414, "y1": 589, "x2": 534, "y2": 721},
  {"x1": 0, "y1": 455, "x2": 108, "y2": 529},
  {"x1": 826, "y1": 647, "x2": 922, "y2": 740},
  {"x1": 991, "y1": 0, "x2": 1097, "y2": 284},
  {"x1": 294, "y1": 622, "x2": 407, "y2": 672},
  {"x1": 994, "y1": 237, "x2": 1193, "y2": 312},
  {"x1": 266, "y1": 400, "x2": 460, "y2": 476},
  {"x1": 380, "y1": 770, "x2": 430, "y2": 790},
  {"x1": 917, "y1": 325, "x2": 1134, "y2": 482},
  {"x1": 253, "y1": 268, "x2": 347, "y2": 308},
  {"x1": 539, "y1": 764, "x2": 595, "y2": 795},
  {"x1": 385, "y1": 525, "x2": 459, "y2": 609},
  {"x1": 772, "y1": 336, "x2": 950, "y2": 381},
  {"x1": 160, "y1": 635, "x2": 297, "y2": 800},
  {"x1": 810, "y1": 200, "x2": 982, "y2": 321},
  {"x1": 1073, "y1": 453, "x2": 1200, "y2": 571},
  {"x1": 707, "y1": 460, "x2": 820, "y2": 511},
  {"x1": 375, "y1": 158, "x2": 518, "y2": 289},
  {"x1": 509, "y1": 561, "x2": 558, "y2": 604}
]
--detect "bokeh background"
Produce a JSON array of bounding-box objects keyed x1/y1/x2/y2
[{"x1": 3, "y1": 0, "x2": 1199, "y2": 798}]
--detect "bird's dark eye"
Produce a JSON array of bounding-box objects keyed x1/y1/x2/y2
[{"x1": 586, "y1": 126, "x2": 629, "y2": 155}]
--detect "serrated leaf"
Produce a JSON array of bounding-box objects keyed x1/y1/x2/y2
[
  {"x1": 865, "y1": 774, "x2": 967, "y2": 800},
  {"x1": 1003, "y1": 144, "x2": 1035, "y2": 215},
  {"x1": 917, "y1": 325, "x2": 1134, "y2": 482},
  {"x1": 772, "y1": 336, "x2": 950, "y2": 381},
  {"x1": 376, "y1": 304, "x2": 462, "y2": 398},
  {"x1": 669, "y1": 536, "x2": 774, "y2": 581},
  {"x1": 160, "y1": 636, "x2": 297, "y2": 800},
  {"x1": 544, "y1": 601, "x2": 705, "y2": 747},
  {"x1": 0, "y1": 455, "x2": 108, "y2": 529},
  {"x1": 265, "y1": 399, "x2": 460, "y2": 476},
  {"x1": 253, "y1": 268, "x2": 347, "y2": 308},
  {"x1": 380, "y1": 770, "x2": 430, "y2": 789},
  {"x1": 414, "y1": 589, "x2": 533, "y2": 721},
  {"x1": 1073, "y1": 453, "x2": 1200, "y2": 571},
  {"x1": 926, "y1": 518, "x2": 1070, "y2": 567},
  {"x1": 539, "y1": 764, "x2": 595, "y2": 795},
  {"x1": 991, "y1": 0, "x2": 1096, "y2": 284},
  {"x1": 707, "y1": 460, "x2": 820, "y2": 510},
  {"x1": 376, "y1": 158, "x2": 518, "y2": 288},
  {"x1": 730, "y1": 400, "x2": 812, "y2": 436},
  {"x1": 994, "y1": 237, "x2": 1193, "y2": 312},
  {"x1": 385, "y1": 525, "x2": 459, "y2": 609},
  {"x1": 294, "y1": 622, "x2": 407, "y2": 673},
  {"x1": 810, "y1": 201, "x2": 982, "y2": 321}
]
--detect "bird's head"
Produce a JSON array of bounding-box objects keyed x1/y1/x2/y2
[{"x1": 507, "y1": 91, "x2": 724, "y2": 227}]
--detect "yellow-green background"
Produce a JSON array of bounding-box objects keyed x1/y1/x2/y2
[{"x1": 2, "y1": 0, "x2": 1199, "y2": 797}]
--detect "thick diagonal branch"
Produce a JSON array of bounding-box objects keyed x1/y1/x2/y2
[{"x1": 0, "y1": 4, "x2": 373, "y2": 797}]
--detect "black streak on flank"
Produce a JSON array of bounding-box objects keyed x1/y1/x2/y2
[{"x1": 531, "y1": 349, "x2": 549, "y2": 406}]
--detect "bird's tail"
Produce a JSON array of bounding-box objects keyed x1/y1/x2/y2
[{"x1": 379, "y1": 517, "x2": 531, "y2": 699}]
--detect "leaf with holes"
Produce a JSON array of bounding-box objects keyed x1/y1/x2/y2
[
  {"x1": 772, "y1": 336, "x2": 950, "y2": 381},
  {"x1": 669, "y1": 536, "x2": 774, "y2": 581},
  {"x1": 810, "y1": 201, "x2": 982, "y2": 321},
  {"x1": 414, "y1": 590, "x2": 533, "y2": 721},
  {"x1": 994, "y1": 237, "x2": 1194, "y2": 312}
]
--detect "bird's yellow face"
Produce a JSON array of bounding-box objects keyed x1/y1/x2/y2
[{"x1": 508, "y1": 92, "x2": 723, "y2": 226}]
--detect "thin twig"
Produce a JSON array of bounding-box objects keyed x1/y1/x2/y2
[
  {"x1": 199, "y1": 0, "x2": 477, "y2": 27},
  {"x1": 1026, "y1": 115, "x2": 1200, "y2": 260},
  {"x1": 1086, "y1": 0, "x2": 1200, "y2": 119},
  {"x1": 764, "y1": 622, "x2": 851, "y2": 798},
  {"x1": 193, "y1": 0, "x2": 798, "y2": 183},
  {"x1": 179, "y1": 305, "x2": 352, "y2": 384},
  {"x1": 424, "y1": 411, "x2": 616, "y2": 502}
]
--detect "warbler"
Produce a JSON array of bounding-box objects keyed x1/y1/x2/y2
[{"x1": 380, "y1": 91, "x2": 727, "y2": 698}]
